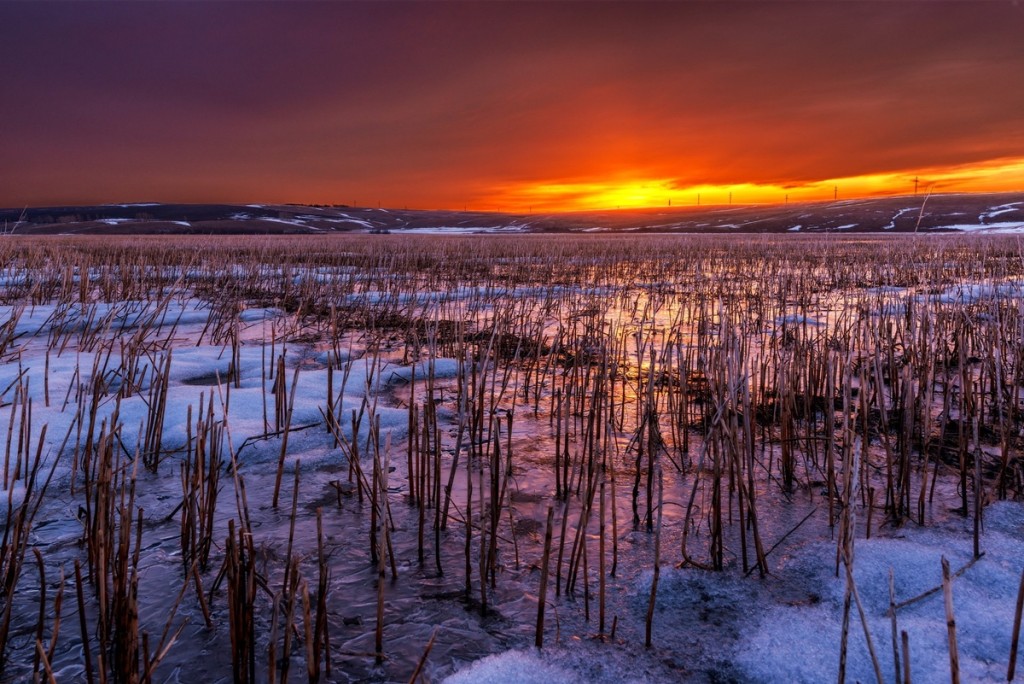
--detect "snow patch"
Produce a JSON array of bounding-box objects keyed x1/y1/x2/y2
[
  {"x1": 444, "y1": 650, "x2": 579, "y2": 684},
  {"x1": 397, "y1": 225, "x2": 528, "y2": 235},
  {"x1": 734, "y1": 505, "x2": 1024, "y2": 683},
  {"x1": 980, "y1": 202, "x2": 1022, "y2": 222},
  {"x1": 941, "y1": 221, "x2": 1024, "y2": 234},
  {"x1": 883, "y1": 207, "x2": 917, "y2": 231}
]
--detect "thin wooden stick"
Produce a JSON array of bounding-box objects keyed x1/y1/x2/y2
[
  {"x1": 942, "y1": 556, "x2": 960, "y2": 684},
  {"x1": 901, "y1": 630, "x2": 912, "y2": 684},
  {"x1": 645, "y1": 463, "x2": 662, "y2": 649},
  {"x1": 1008, "y1": 566, "x2": 1024, "y2": 681},
  {"x1": 74, "y1": 559, "x2": 95, "y2": 684},
  {"x1": 536, "y1": 505, "x2": 554, "y2": 649},
  {"x1": 35, "y1": 640, "x2": 57, "y2": 684},
  {"x1": 408, "y1": 628, "x2": 438, "y2": 684},
  {"x1": 889, "y1": 568, "x2": 902, "y2": 684},
  {"x1": 894, "y1": 553, "x2": 984, "y2": 611}
]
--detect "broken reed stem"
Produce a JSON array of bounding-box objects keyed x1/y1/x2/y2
[{"x1": 894, "y1": 553, "x2": 984, "y2": 611}]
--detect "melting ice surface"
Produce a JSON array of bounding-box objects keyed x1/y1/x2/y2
[
  {"x1": 444, "y1": 502, "x2": 1024, "y2": 682},
  {"x1": 1, "y1": 247, "x2": 1022, "y2": 683}
]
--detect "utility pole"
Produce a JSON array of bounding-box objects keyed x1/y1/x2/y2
[
  {"x1": 834, "y1": 186, "x2": 838, "y2": 201},
  {"x1": 697, "y1": 193, "x2": 700, "y2": 206},
  {"x1": 729, "y1": 192, "x2": 732, "y2": 205},
  {"x1": 914, "y1": 176, "x2": 919, "y2": 195}
]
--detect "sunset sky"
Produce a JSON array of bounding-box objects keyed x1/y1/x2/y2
[{"x1": 3, "y1": 1, "x2": 1023, "y2": 212}]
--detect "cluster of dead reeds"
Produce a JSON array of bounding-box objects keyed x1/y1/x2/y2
[{"x1": 0, "y1": 233, "x2": 1022, "y2": 680}]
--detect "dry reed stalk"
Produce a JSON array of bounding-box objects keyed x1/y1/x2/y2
[
  {"x1": 441, "y1": 350, "x2": 469, "y2": 530},
  {"x1": 644, "y1": 462, "x2": 663, "y2": 649},
  {"x1": 191, "y1": 562, "x2": 213, "y2": 629},
  {"x1": 607, "y1": 426, "x2": 619, "y2": 577},
  {"x1": 279, "y1": 557, "x2": 300, "y2": 684},
  {"x1": 942, "y1": 556, "x2": 960, "y2": 684},
  {"x1": 315, "y1": 507, "x2": 331, "y2": 679},
  {"x1": 484, "y1": 416, "x2": 507, "y2": 590},
  {"x1": 837, "y1": 417, "x2": 859, "y2": 683},
  {"x1": 271, "y1": 365, "x2": 300, "y2": 508},
  {"x1": 302, "y1": 579, "x2": 316, "y2": 683},
  {"x1": 35, "y1": 639, "x2": 57, "y2": 684},
  {"x1": 1009, "y1": 566, "x2": 1024, "y2": 681},
  {"x1": 554, "y1": 388, "x2": 562, "y2": 499},
  {"x1": 4, "y1": 229, "x2": 1024, "y2": 680},
  {"x1": 434, "y1": 378, "x2": 448, "y2": 576},
  {"x1": 44, "y1": 565, "x2": 64, "y2": 672},
  {"x1": 282, "y1": 463, "x2": 301, "y2": 596},
  {"x1": 32, "y1": 548, "x2": 46, "y2": 677},
  {"x1": 373, "y1": 430, "x2": 393, "y2": 662},
  {"x1": 408, "y1": 627, "x2": 438, "y2": 684},
  {"x1": 415, "y1": 402, "x2": 425, "y2": 565},
  {"x1": 902, "y1": 629, "x2": 912, "y2": 684},
  {"x1": 226, "y1": 519, "x2": 257, "y2": 684},
  {"x1": 74, "y1": 559, "x2": 95, "y2": 684},
  {"x1": 408, "y1": 367, "x2": 417, "y2": 504},
  {"x1": 1, "y1": 421, "x2": 55, "y2": 669},
  {"x1": 536, "y1": 505, "x2": 554, "y2": 649},
  {"x1": 142, "y1": 352, "x2": 171, "y2": 471},
  {"x1": 893, "y1": 553, "x2": 983, "y2": 611},
  {"x1": 973, "y1": 416, "x2": 983, "y2": 559},
  {"x1": 598, "y1": 469, "x2": 607, "y2": 638},
  {"x1": 889, "y1": 568, "x2": 902, "y2": 684}
]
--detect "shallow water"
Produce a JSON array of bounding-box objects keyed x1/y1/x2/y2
[{"x1": 1, "y1": 235, "x2": 1022, "y2": 682}]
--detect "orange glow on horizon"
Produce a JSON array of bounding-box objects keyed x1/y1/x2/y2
[{"x1": 479, "y1": 157, "x2": 1024, "y2": 214}]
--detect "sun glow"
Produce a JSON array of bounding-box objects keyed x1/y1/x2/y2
[{"x1": 481, "y1": 157, "x2": 1024, "y2": 213}]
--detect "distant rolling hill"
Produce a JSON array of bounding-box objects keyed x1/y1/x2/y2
[{"x1": 2, "y1": 193, "x2": 1022, "y2": 236}]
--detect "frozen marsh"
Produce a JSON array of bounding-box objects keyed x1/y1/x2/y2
[{"x1": 0, "y1": 233, "x2": 1022, "y2": 682}]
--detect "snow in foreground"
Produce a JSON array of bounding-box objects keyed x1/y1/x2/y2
[{"x1": 447, "y1": 502, "x2": 1024, "y2": 683}]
